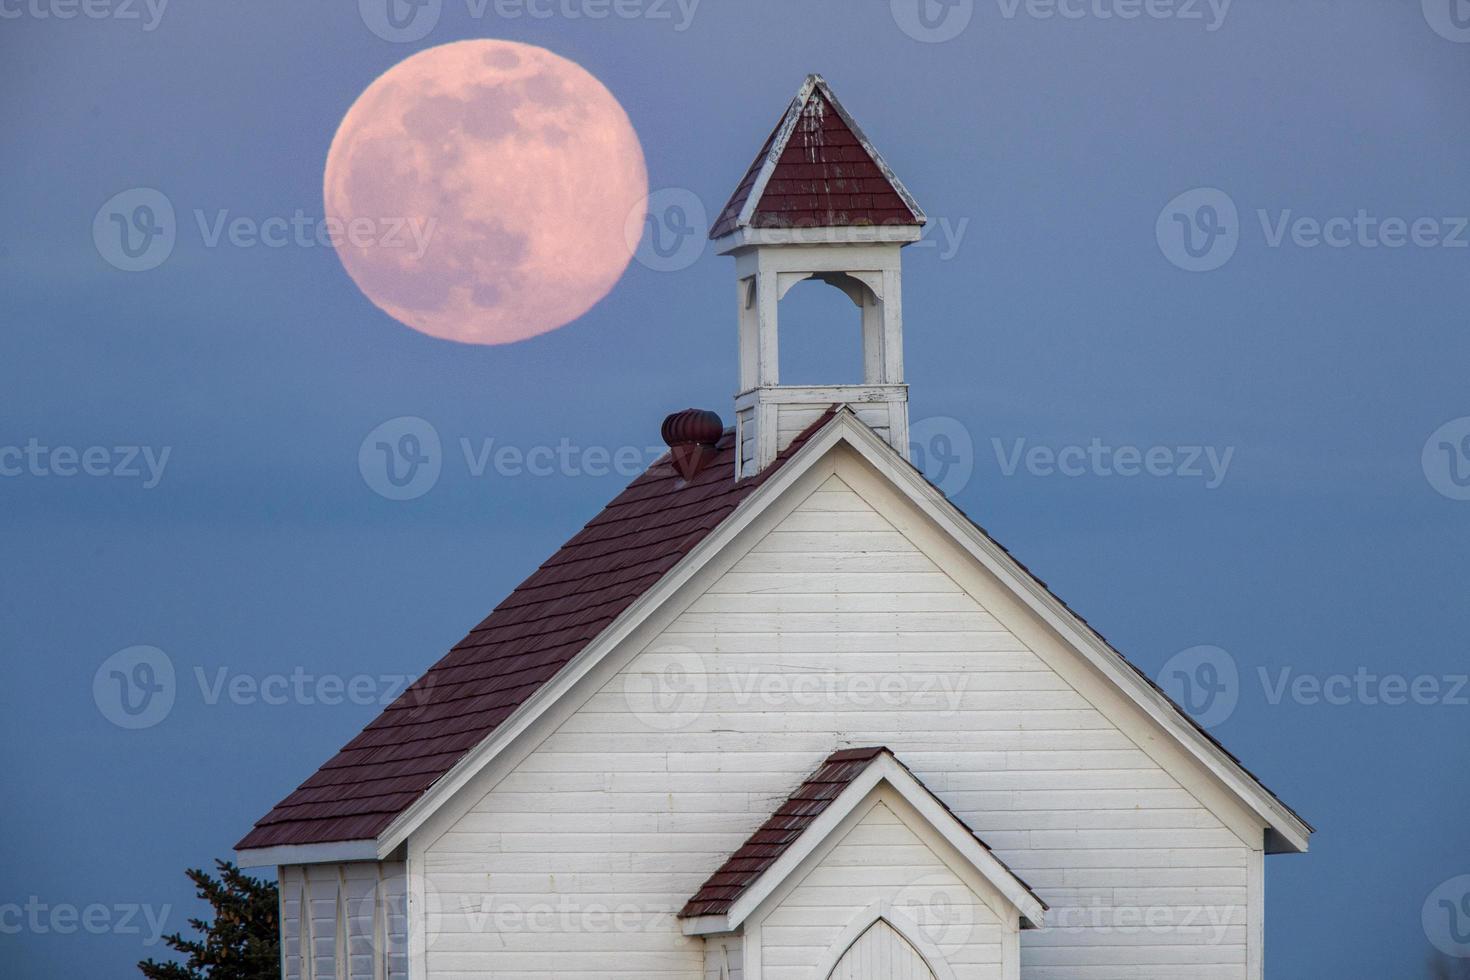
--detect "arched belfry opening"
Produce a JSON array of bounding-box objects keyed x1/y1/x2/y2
[
  {"x1": 766, "y1": 271, "x2": 881, "y2": 387},
  {"x1": 709, "y1": 74, "x2": 927, "y2": 477}
]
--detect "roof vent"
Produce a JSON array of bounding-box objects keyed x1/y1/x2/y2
[{"x1": 661, "y1": 409, "x2": 724, "y2": 481}]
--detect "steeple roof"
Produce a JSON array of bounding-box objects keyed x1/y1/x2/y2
[{"x1": 709, "y1": 74, "x2": 926, "y2": 240}]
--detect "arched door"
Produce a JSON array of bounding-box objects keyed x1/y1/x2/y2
[{"x1": 827, "y1": 919, "x2": 937, "y2": 980}]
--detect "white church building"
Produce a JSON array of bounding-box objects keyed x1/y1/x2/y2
[{"x1": 238, "y1": 74, "x2": 1311, "y2": 980}]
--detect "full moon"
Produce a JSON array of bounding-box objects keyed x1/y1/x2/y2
[{"x1": 324, "y1": 41, "x2": 648, "y2": 345}]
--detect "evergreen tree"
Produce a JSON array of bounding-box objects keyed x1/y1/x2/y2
[{"x1": 139, "y1": 861, "x2": 278, "y2": 980}]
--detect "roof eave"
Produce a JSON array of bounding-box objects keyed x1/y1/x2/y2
[
  {"x1": 712, "y1": 223, "x2": 925, "y2": 254},
  {"x1": 235, "y1": 838, "x2": 379, "y2": 869}
]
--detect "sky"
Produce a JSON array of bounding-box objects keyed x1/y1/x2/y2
[{"x1": 2, "y1": 1, "x2": 1469, "y2": 977}]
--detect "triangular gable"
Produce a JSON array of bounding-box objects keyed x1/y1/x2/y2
[
  {"x1": 239, "y1": 408, "x2": 1310, "y2": 866},
  {"x1": 708, "y1": 74, "x2": 926, "y2": 241},
  {"x1": 678, "y1": 747, "x2": 1046, "y2": 935}
]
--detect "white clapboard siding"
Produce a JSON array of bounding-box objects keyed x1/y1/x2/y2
[
  {"x1": 420, "y1": 470, "x2": 1258, "y2": 979},
  {"x1": 279, "y1": 863, "x2": 406, "y2": 980},
  {"x1": 705, "y1": 935, "x2": 742, "y2": 980},
  {"x1": 760, "y1": 801, "x2": 1003, "y2": 980}
]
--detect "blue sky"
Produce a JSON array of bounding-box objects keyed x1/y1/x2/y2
[{"x1": 3, "y1": 1, "x2": 1469, "y2": 976}]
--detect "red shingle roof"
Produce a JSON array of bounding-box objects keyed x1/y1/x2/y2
[
  {"x1": 709, "y1": 75, "x2": 924, "y2": 240},
  {"x1": 679, "y1": 747, "x2": 1043, "y2": 919},
  {"x1": 236, "y1": 413, "x2": 836, "y2": 851}
]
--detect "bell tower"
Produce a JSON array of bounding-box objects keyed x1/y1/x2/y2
[{"x1": 710, "y1": 74, "x2": 926, "y2": 478}]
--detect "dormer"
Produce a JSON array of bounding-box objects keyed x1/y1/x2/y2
[{"x1": 710, "y1": 74, "x2": 926, "y2": 478}]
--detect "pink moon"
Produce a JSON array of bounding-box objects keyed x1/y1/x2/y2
[{"x1": 324, "y1": 41, "x2": 649, "y2": 345}]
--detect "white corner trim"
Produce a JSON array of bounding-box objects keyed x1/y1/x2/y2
[
  {"x1": 733, "y1": 75, "x2": 816, "y2": 232},
  {"x1": 235, "y1": 840, "x2": 378, "y2": 869}
]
